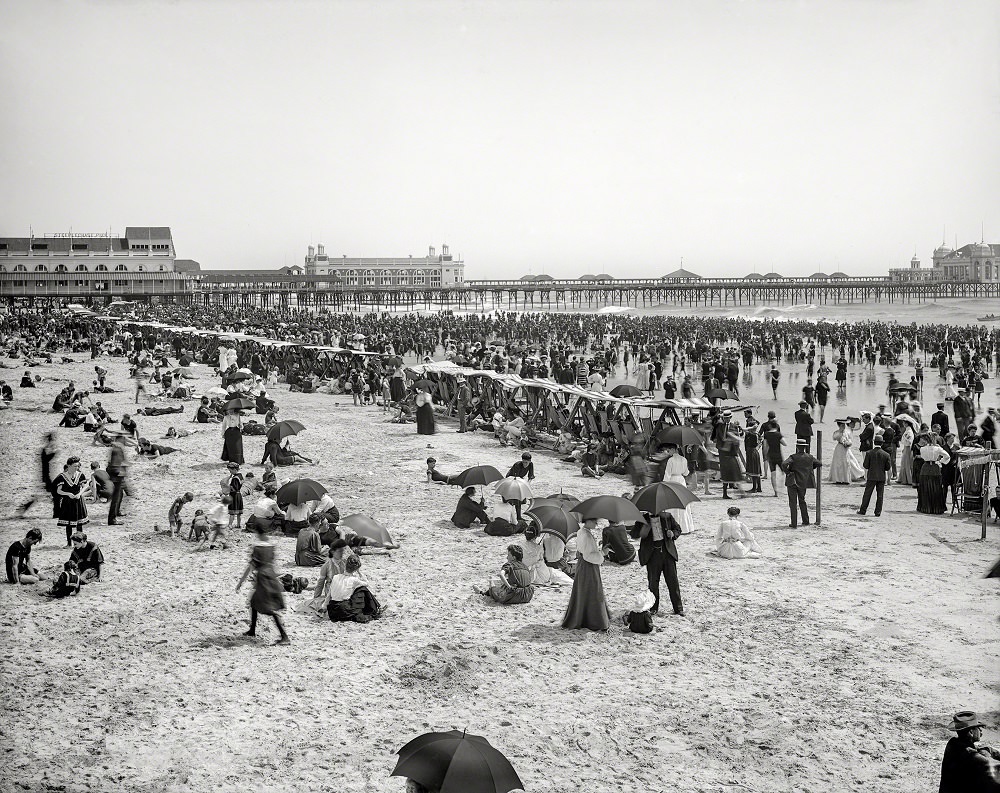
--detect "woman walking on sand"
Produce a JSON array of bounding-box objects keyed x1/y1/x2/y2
[{"x1": 236, "y1": 525, "x2": 290, "y2": 645}]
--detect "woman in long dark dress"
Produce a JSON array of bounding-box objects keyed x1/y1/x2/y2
[
  {"x1": 389, "y1": 365, "x2": 406, "y2": 404},
  {"x1": 236, "y1": 527, "x2": 289, "y2": 644},
  {"x1": 221, "y1": 409, "x2": 244, "y2": 465},
  {"x1": 916, "y1": 436, "x2": 951, "y2": 515},
  {"x1": 415, "y1": 390, "x2": 435, "y2": 435},
  {"x1": 743, "y1": 426, "x2": 763, "y2": 493},
  {"x1": 562, "y1": 519, "x2": 611, "y2": 631},
  {"x1": 53, "y1": 457, "x2": 89, "y2": 546}
]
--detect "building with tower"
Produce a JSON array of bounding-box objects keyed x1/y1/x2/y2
[
  {"x1": 888, "y1": 239, "x2": 998, "y2": 283},
  {"x1": 299, "y1": 243, "x2": 465, "y2": 287}
]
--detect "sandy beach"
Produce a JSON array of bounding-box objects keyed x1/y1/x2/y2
[{"x1": 2, "y1": 353, "x2": 998, "y2": 793}]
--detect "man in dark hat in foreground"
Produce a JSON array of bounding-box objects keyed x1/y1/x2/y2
[
  {"x1": 938, "y1": 710, "x2": 1000, "y2": 792},
  {"x1": 780, "y1": 439, "x2": 821, "y2": 528},
  {"x1": 793, "y1": 401, "x2": 814, "y2": 452}
]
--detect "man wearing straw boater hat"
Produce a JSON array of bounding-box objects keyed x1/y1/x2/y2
[{"x1": 938, "y1": 710, "x2": 1000, "y2": 792}]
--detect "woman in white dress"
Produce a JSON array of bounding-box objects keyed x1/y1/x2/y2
[
  {"x1": 661, "y1": 445, "x2": 696, "y2": 534},
  {"x1": 714, "y1": 507, "x2": 761, "y2": 559},
  {"x1": 828, "y1": 419, "x2": 865, "y2": 484},
  {"x1": 897, "y1": 420, "x2": 915, "y2": 486},
  {"x1": 944, "y1": 367, "x2": 959, "y2": 400},
  {"x1": 520, "y1": 521, "x2": 572, "y2": 586}
]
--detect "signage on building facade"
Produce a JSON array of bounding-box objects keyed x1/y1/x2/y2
[{"x1": 44, "y1": 233, "x2": 112, "y2": 238}]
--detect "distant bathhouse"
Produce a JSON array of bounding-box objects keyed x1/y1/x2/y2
[
  {"x1": 889, "y1": 242, "x2": 999, "y2": 283},
  {"x1": 294, "y1": 243, "x2": 465, "y2": 287}
]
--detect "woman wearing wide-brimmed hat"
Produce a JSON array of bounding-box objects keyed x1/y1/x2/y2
[{"x1": 828, "y1": 418, "x2": 865, "y2": 484}]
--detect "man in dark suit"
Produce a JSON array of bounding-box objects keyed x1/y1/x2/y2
[
  {"x1": 858, "y1": 411, "x2": 875, "y2": 462},
  {"x1": 780, "y1": 439, "x2": 821, "y2": 528},
  {"x1": 931, "y1": 402, "x2": 951, "y2": 437},
  {"x1": 953, "y1": 389, "x2": 976, "y2": 441},
  {"x1": 793, "y1": 401, "x2": 814, "y2": 452},
  {"x1": 632, "y1": 512, "x2": 684, "y2": 616},
  {"x1": 938, "y1": 710, "x2": 1000, "y2": 792},
  {"x1": 876, "y1": 415, "x2": 900, "y2": 480},
  {"x1": 857, "y1": 440, "x2": 893, "y2": 516}
]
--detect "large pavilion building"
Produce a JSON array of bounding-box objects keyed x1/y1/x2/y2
[
  {"x1": 301, "y1": 243, "x2": 465, "y2": 287},
  {"x1": 889, "y1": 241, "x2": 998, "y2": 283},
  {"x1": 0, "y1": 226, "x2": 196, "y2": 302}
]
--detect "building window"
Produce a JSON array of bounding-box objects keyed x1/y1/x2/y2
[
  {"x1": 13, "y1": 264, "x2": 27, "y2": 272},
  {"x1": 363, "y1": 270, "x2": 375, "y2": 286},
  {"x1": 35, "y1": 280, "x2": 45, "y2": 287},
  {"x1": 58, "y1": 280, "x2": 68, "y2": 287},
  {"x1": 137, "y1": 265, "x2": 144, "y2": 272},
  {"x1": 34, "y1": 264, "x2": 48, "y2": 272},
  {"x1": 159, "y1": 265, "x2": 165, "y2": 271},
  {"x1": 95, "y1": 264, "x2": 108, "y2": 272},
  {"x1": 72, "y1": 243, "x2": 88, "y2": 251},
  {"x1": 31, "y1": 243, "x2": 47, "y2": 251},
  {"x1": 114, "y1": 279, "x2": 127, "y2": 286},
  {"x1": 75, "y1": 264, "x2": 88, "y2": 272},
  {"x1": 413, "y1": 270, "x2": 426, "y2": 285},
  {"x1": 379, "y1": 270, "x2": 392, "y2": 286},
  {"x1": 114, "y1": 264, "x2": 128, "y2": 272},
  {"x1": 55, "y1": 264, "x2": 68, "y2": 272}
]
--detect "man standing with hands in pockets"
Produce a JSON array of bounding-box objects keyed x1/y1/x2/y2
[{"x1": 857, "y1": 439, "x2": 892, "y2": 517}]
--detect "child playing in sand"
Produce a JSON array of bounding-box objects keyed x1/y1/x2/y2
[
  {"x1": 622, "y1": 590, "x2": 655, "y2": 634},
  {"x1": 167, "y1": 492, "x2": 194, "y2": 535},
  {"x1": 188, "y1": 509, "x2": 210, "y2": 542},
  {"x1": 199, "y1": 496, "x2": 231, "y2": 550},
  {"x1": 45, "y1": 560, "x2": 82, "y2": 599}
]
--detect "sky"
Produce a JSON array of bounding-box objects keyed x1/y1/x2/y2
[{"x1": 1, "y1": 0, "x2": 998, "y2": 279}]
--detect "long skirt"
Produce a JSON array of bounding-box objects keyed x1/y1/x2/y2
[
  {"x1": 327, "y1": 586, "x2": 382, "y2": 622},
  {"x1": 829, "y1": 445, "x2": 865, "y2": 483},
  {"x1": 561, "y1": 560, "x2": 611, "y2": 631},
  {"x1": 745, "y1": 448, "x2": 762, "y2": 479},
  {"x1": 221, "y1": 426, "x2": 244, "y2": 464},
  {"x1": 898, "y1": 446, "x2": 914, "y2": 485},
  {"x1": 415, "y1": 403, "x2": 436, "y2": 435},
  {"x1": 389, "y1": 378, "x2": 406, "y2": 403},
  {"x1": 719, "y1": 454, "x2": 743, "y2": 485},
  {"x1": 250, "y1": 572, "x2": 285, "y2": 615},
  {"x1": 916, "y1": 463, "x2": 946, "y2": 514}
]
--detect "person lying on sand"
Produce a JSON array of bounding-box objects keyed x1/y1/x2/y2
[
  {"x1": 137, "y1": 438, "x2": 179, "y2": 458},
  {"x1": 164, "y1": 426, "x2": 199, "y2": 439},
  {"x1": 136, "y1": 405, "x2": 184, "y2": 417},
  {"x1": 425, "y1": 457, "x2": 459, "y2": 485}
]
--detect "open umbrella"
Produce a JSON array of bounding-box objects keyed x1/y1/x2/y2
[
  {"x1": 574, "y1": 495, "x2": 645, "y2": 525},
  {"x1": 267, "y1": 419, "x2": 306, "y2": 442},
  {"x1": 206, "y1": 386, "x2": 229, "y2": 397},
  {"x1": 526, "y1": 504, "x2": 579, "y2": 542},
  {"x1": 340, "y1": 514, "x2": 395, "y2": 545},
  {"x1": 705, "y1": 388, "x2": 738, "y2": 401},
  {"x1": 222, "y1": 397, "x2": 254, "y2": 412},
  {"x1": 454, "y1": 465, "x2": 504, "y2": 488},
  {"x1": 494, "y1": 477, "x2": 534, "y2": 502},
  {"x1": 227, "y1": 371, "x2": 254, "y2": 382},
  {"x1": 610, "y1": 384, "x2": 643, "y2": 398},
  {"x1": 630, "y1": 481, "x2": 701, "y2": 514},
  {"x1": 657, "y1": 425, "x2": 705, "y2": 447},
  {"x1": 391, "y1": 730, "x2": 523, "y2": 793},
  {"x1": 276, "y1": 478, "x2": 327, "y2": 505},
  {"x1": 413, "y1": 379, "x2": 435, "y2": 393},
  {"x1": 541, "y1": 491, "x2": 581, "y2": 508}
]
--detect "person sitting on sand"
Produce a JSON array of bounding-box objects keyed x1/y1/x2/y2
[
  {"x1": 506, "y1": 452, "x2": 535, "y2": 481},
  {"x1": 278, "y1": 439, "x2": 315, "y2": 465},
  {"x1": 602, "y1": 521, "x2": 636, "y2": 565},
  {"x1": 44, "y1": 560, "x2": 82, "y2": 599},
  {"x1": 426, "y1": 457, "x2": 458, "y2": 485},
  {"x1": 195, "y1": 397, "x2": 220, "y2": 424},
  {"x1": 86, "y1": 462, "x2": 114, "y2": 502},
  {"x1": 19, "y1": 371, "x2": 36, "y2": 388},
  {"x1": 520, "y1": 520, "x2": 572, "y2": 586},
  {"x1": 59, "y1": 404, "x2": 88, "y2": 428},
  {"x1": 305, "y1": 540, "x2": 357, "y2": 614},
  {"x1": 452, "y1": 487, "x2": 490, "y2": 529},
  {"x1": 622, "y1": 589, "x2": 656, "y2": 634},
  {"x1": 1, "y1": 380, "x2": 13, "y2": 401},
  {"x1": 249, "y1": 485, "x2": 285, "y2": 534},
  {"x1": 326, "y1": 555, "x2": 383, "y2": 623},
  {"x1": 473, "y1": 544, "x2": 535, "y2": 604},
  {"x1": 6, "y1": 529, "x2": 43, "y2": 584},
  {"x1": 69, "y1": 533, "x2": 104, "y2": 583},
  {"x1": 714, "y1": 506, "x2": 761, "y2": 559},
  {"x1": 295, "y1": 515, "x2": 328, "y2": 567},
  {"x1": 484, "y1": 498, "x2": 524, "y2": 537}
]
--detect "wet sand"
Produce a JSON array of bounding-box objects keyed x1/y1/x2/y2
[{"x1": 1, "y1": 352, "x2": 997, "y2": 793}]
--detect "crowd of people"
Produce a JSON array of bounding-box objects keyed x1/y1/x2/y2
[{"x1": 2, "y1": 303, "x2": 998, "y2": 789}]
